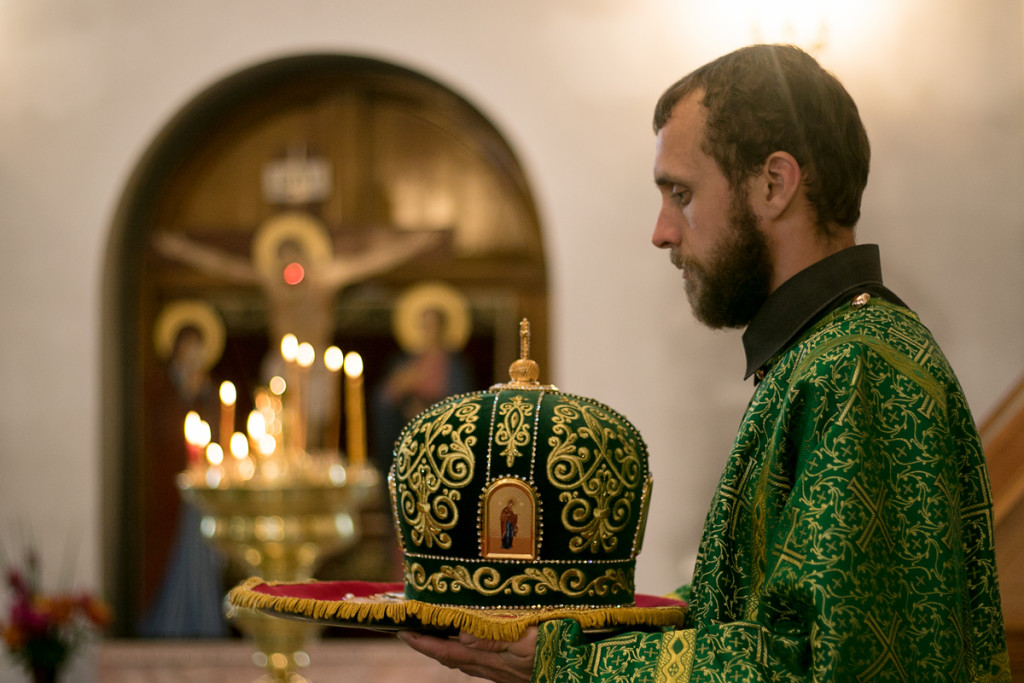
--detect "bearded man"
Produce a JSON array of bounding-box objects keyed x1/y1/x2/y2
[{"x1": 399, "y1": 44, "x2": 1011, "y2": 682}]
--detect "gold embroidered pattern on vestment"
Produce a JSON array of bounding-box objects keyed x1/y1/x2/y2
[{"x1": 654, "y1": 629, "x2": 696, "y2": 682}]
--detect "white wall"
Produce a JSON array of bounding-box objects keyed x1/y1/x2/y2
[{"x1": 1, "y1": 1, "x2": 1023, "y2": 679}]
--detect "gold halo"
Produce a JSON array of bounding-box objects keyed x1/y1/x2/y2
[
  {"x1": 153, "y1": 299, "x2": 226, "y2": 371},
  {"x1": 392, "y1": 281, "x2": 471, "y2": 353},
  {"x1": 252, "y1": 211, "x2": 333, "y2": 278}
]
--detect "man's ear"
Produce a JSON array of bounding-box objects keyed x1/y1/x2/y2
[{"x1": 753, "y1": 151, "x2": 802, "y2": 220}]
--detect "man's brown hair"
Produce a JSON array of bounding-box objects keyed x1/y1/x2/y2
[{"x1": 654, "y1": 44, "x2": 870, "y2": 231}]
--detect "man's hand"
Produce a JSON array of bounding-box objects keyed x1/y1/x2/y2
[{"x1": 397, "y1": 627, "x2": 538, "y2": 683}]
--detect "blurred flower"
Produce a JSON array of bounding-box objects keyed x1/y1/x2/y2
[{"x1": 2, "y1": 547, "x2": 110, "y2": 676}]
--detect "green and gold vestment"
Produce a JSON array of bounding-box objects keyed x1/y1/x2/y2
[{"x1": 533, "y1": 296, "x2": 1010, "y2": 681}]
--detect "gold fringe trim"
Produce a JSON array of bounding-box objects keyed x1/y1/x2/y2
[{"x1": 227, "y1": 577, "x2": 687, "y2": 642}]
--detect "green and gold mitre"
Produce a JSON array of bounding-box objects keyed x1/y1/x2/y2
[{"x1": 389, "y1": 320, "x2": 653, "y2": 610}]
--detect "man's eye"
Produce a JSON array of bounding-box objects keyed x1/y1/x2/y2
[{"x1": 671, "y1": 187, "x2": 690, "y2": 205}]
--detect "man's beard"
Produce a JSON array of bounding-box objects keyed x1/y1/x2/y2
[{"x1": 681, "y1": 193, "x2": 772, "y2": 329}]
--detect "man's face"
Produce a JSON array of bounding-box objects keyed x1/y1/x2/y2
[{"x1": 652, "y1": 93, "x2": 772, "y2": 329}]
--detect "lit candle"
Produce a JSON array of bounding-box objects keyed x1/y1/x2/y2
[
  {"x1": 344, "y1": 351, "x2": 366, "y2": 468},
  {"x1": 279, "y1": 335, "x2": 299, "y2": 453},
  {"x1": 295, "y1": 342, "x2": 315, "y2": 453},
  {"x1": 219, "y1": 381, "x2": 236, "y2": 449},
  {"x1": 184, "y1": 411, "x2": 203, "y2": 470},
  {"x1": 185, "y1": 414, "x2": 212, "y2": 472},
  {"x1": 324, "y1": 346, "x2": 345, "y2": 372},
  {"x1": 324, "y1": 346, "x2": 344, "y2": 453}
]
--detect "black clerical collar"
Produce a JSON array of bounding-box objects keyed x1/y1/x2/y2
[{"x1": 742, "y1": 244, "x2": 904, "y2": 381}]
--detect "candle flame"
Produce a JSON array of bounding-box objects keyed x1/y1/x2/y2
[
  {"x1": 247, "y1": 410, "x2": 266, "y2": 439},
  {"x1": 281, "y1": 334, "x2": 299, "y2": 362},
  {"x1": 344, "y1": 351, "x2": 364, "y2": 378},
  {"x1": 297, "y1": 342, "x2": 315, "y2": 368},
  {"x1": 219, "y1": 380, "x2": 237, "y2": 406},
  {"x1": 196, "y1": 420, "x2": 212, "y2": 448},
  {"x1": 205, "y1": 442, "x2": 224, "y2": 466},
  {"x1": 324, "y1": 345, "x2": 344, "y2": 372},
  {"x1": 230, "y1": 432, "x2": 249, "y2": 459},
  {"x1": 184, "y1": 411, "x2": 202, "y2": 444}
]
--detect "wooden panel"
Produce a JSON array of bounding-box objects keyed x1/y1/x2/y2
[
  {"x1": 1005, "y1": 627, "x2": 1024, "y2": 680},
  {"x1": 983, "y1": 377, "x2": 1024, "y2": 525},
  {"x1": 996, "y1": 497, "x2": 1024, "y2": 625},
  {"x1": 115, "y1": 55, "x2": 550, "y2": 637},
  {"x1": 984, "y1": 374, "x2": 1024, "y2": 658}
]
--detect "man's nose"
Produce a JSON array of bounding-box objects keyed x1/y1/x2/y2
[{"x1": 651, "y1": 210, "x2": 679, "y2": 250}]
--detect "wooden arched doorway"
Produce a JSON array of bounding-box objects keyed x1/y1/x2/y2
[{"x1": 102, "y1": 54, "x2": 548, "y2": 636}]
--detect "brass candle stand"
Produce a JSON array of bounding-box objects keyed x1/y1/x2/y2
[
  {"x1": 179, "y1": 462, "x2": 379, "y2": 682},
  {"x1": 174, "y1": 335, "x2": 378, "y2": 680}
]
